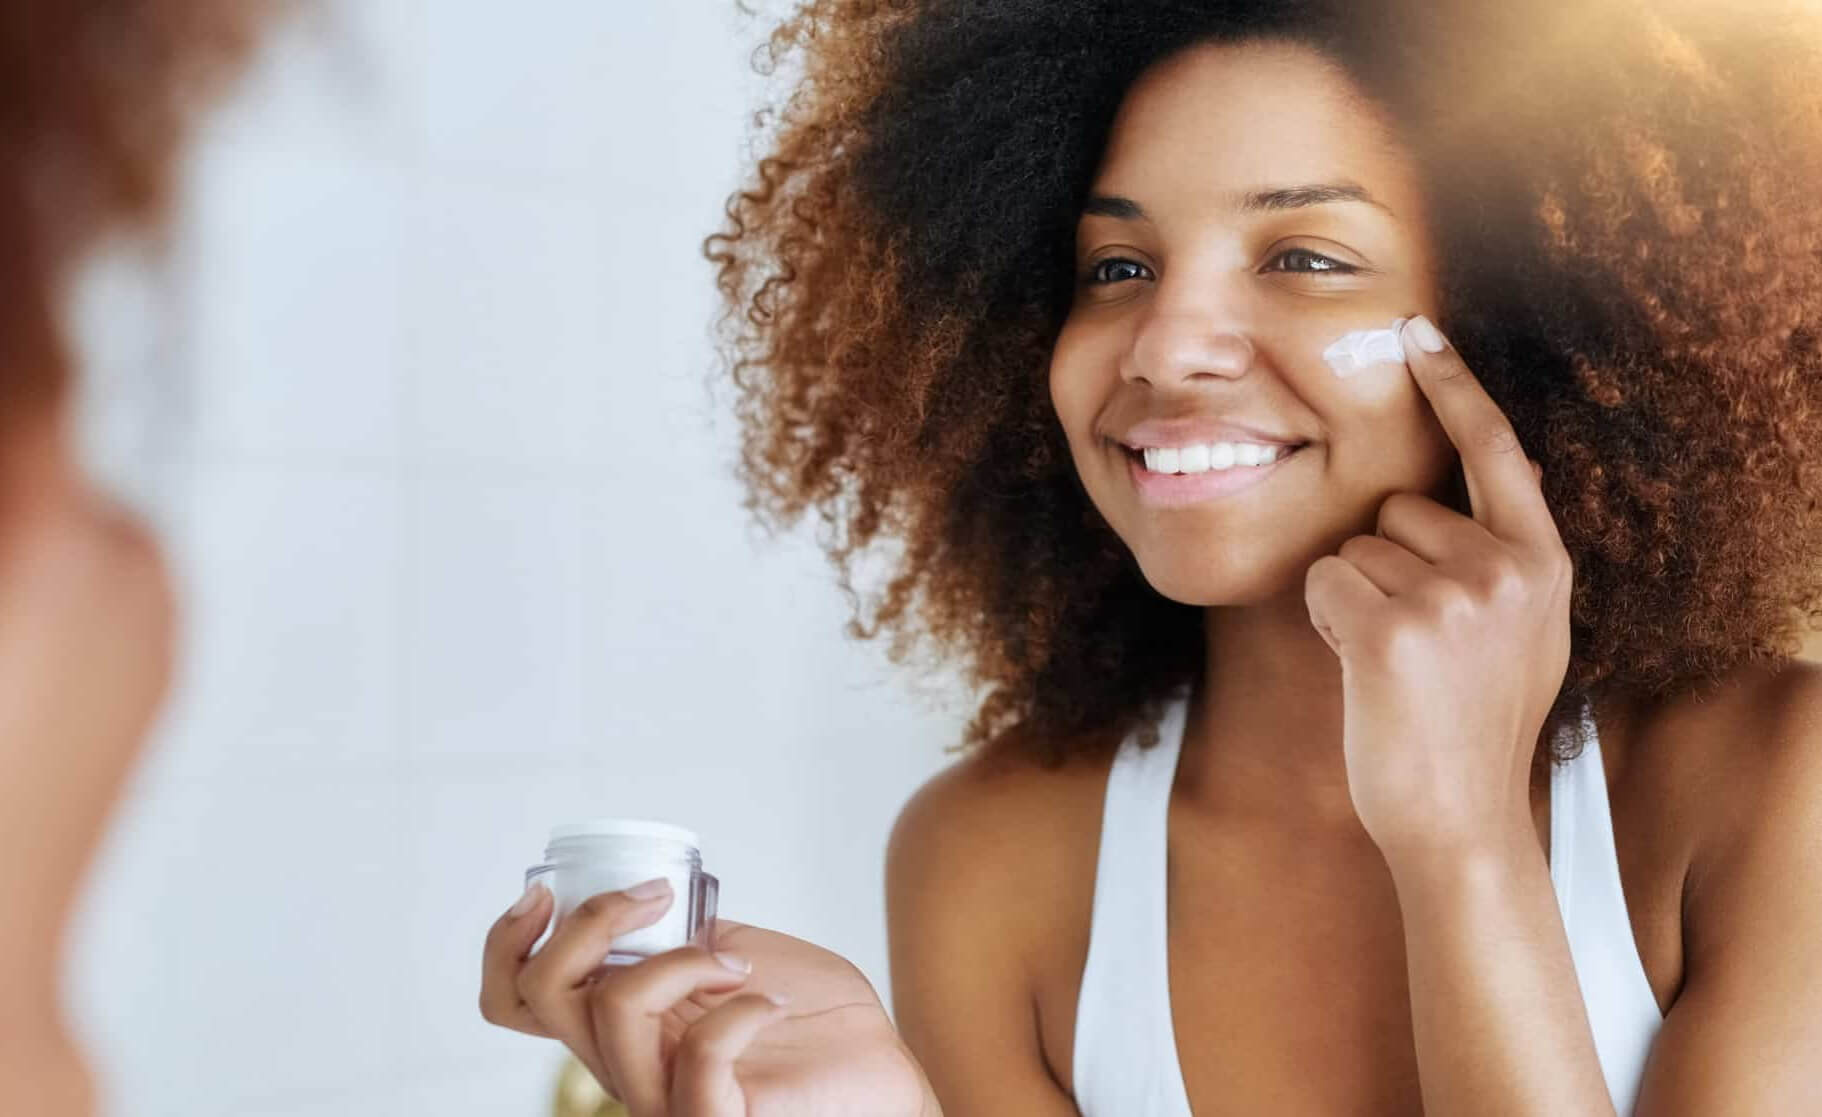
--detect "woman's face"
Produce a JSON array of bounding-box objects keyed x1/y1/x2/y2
[{"x1": 1050, "y1": 38, "x2": 1459, "y2": 606}]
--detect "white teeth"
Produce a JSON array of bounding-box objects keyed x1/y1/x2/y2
[{"x1": 1140, "y1": 441, "x2": 1291, "y2": 475}]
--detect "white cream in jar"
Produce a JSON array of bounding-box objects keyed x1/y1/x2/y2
[{"x1": 525, "y1": 818, "x2": 720, "y2": 966}]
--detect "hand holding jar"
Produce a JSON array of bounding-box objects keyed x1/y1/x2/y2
[{"x1": 479, "y1": 819, "x2": 939, "y2": 1117}]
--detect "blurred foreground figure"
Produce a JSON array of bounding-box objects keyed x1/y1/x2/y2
[{"x1": 0, "y1": 4, "x2": 276, "y2": 1113}]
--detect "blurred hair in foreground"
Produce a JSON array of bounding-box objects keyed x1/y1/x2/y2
[{"x1": 0, "y1": 2, "x2": 280, "y2": 1114}]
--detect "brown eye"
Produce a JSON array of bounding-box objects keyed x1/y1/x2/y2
[
  {"x1": 1268, "y1": 248, "x2": 1357, "y2": 274},
  {"x1": 1079, "y1": 257, "x2": 1151, "y2": 287}
]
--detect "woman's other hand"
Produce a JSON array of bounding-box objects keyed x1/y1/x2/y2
[{"x1": 480, "y1": 879, "x2": 936, "y2": 1117}]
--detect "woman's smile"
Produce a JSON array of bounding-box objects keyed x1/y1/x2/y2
[{"x1": 1121, "y1": 438, "x2": 1313, "y2": 508}]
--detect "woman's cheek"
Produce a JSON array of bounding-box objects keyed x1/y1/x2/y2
[
  {"x1": 1304, "y1": 315, "x2": 1453, "y2": 492},
  {"x1": 1309, "y1": 316, "x2": 1428, "y2": 419}
]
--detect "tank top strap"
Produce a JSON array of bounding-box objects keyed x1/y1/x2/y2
[
  {"x1": 1551, "y1": 692, "x2": 1665, "y2": 1117},
  {"x1": 1072, "y1": 687, "x2": 1195, "y2": 1117}
]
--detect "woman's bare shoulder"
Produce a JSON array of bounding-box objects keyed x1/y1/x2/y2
[
  {"x1": 888, "y1": 734, "x2": 1115, "y2": 906},
  {"x1": 1624, "y1": 657, "x2": 1822, "y2": 818},
  {"x1": 1667, "y1": 654, "x2": 1822, "y2": 810},
  {"x1": 884, "y1": 733, "x2": 1117, "y2": 1111},
  {"x1": 1620, "y1": 656, "x2": 1822, "y2": 924}
]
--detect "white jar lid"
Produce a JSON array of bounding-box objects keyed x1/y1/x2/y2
[{"x1": 549, "y1": 818, "x2": 700, "y2": 848}]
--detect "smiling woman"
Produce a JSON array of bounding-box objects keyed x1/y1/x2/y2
[
  {"x1": 706, "y1": 0, "x2": 1822, "y2": 770},
  {"x1": 680, "y1": 1, "x2": 1822, "y2": 1114}
]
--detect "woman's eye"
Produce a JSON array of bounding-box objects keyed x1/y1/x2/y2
[
  {"x1": 1268, "y1": 248, "x2": 1357, "y2": 274},
  {"x1": 1078, "y1": 248, "x2": 1360, "y2": 288},
  {"x1": 1080, "y1": 257, "x2": 1151, "y2": 286}
]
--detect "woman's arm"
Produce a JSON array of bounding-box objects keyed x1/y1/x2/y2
[
  {"x1": 1623, "y1": 666, "x2": 1822, "y2": 1115},
  {"x1": 1390, "y1": 664, "x2": 1822, "y2": 1117},
  {"x1": 886, "y1": 759, "x2": 1083, "y2": 1117}
]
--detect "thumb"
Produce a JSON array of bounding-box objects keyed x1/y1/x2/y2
[
  {"x1": 1305, "y1": 554, "x2": 1380, "y2": 658},
  {"x1": 1304, "y1": 584, "x2": 1341, "y2": 657},
  {"x1": 1310, "y1": 615, "x2": 1340, "y2": 656},
  {"x1": 671, "y1": 992, "x2": 793, "y2": 1116}
]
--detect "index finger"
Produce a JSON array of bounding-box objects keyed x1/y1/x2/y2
[
  {"x1": 1399, "y1": 315, "x2": 1551, "y2": 543},
  {"x1": 480, "y1": 883, "x2": 556, "y2": 1037}
]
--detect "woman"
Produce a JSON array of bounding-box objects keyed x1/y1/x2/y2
[
  {"x1": 0, "y1": 3, "x2": 269, "y2": 1113},
  {"x1": 480, "y1": 0, "x2": 1822, "y2": 1112}
]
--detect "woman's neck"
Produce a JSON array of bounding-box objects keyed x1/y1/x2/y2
[{"x1": 1173, "y1": 592, "x2": 1360, "y2": 835}]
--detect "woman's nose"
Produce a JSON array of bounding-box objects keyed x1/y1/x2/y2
[{"x1": 1122, "y1": 322, "x2": 1255, "y2": 387}]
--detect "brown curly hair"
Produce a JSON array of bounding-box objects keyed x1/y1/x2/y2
[
  {"x1": 702, "y1": 0, "x2": 1822, "y2": 769},
  {"x1": 0, "y1": 0, "x2": 273, "y2": 440}
]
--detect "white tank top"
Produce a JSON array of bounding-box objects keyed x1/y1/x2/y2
[{"x1": 1072, "y1": 687, "x2": 1666, "y2": 1116}]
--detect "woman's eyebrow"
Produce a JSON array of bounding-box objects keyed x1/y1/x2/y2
[{"x1": 1081, "y1": 181, "x2": 1397, "y2": 221}]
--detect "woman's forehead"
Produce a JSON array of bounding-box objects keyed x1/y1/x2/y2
[{"x1": 1090, "y1": 40, "x2": 1420, "y2": 226}]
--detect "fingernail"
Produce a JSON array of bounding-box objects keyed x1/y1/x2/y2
[
  {"x1": 509, "y1": 882, "x2": 544, "y2": 918},
  {"x1": 1405, "y1": 314, "x2": 1448, "y2": 353},
  {"x1": 622, "y1": 877, "x2": 672, "y2": 901},
  {"x1": 714, "y1": 951, "x2": 752, "y2": 974},
  {"x1": 764, "y1": 991, "x2": 790, "y2": 1007}
]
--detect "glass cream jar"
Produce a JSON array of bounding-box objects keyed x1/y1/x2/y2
[{"x1": 525, "y1": 818, "x2": 719, "y2": 966}]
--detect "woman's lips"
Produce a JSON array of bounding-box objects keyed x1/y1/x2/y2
[{"x1": 1122, "y1": 442, "x2": 1308, "y2": 508}]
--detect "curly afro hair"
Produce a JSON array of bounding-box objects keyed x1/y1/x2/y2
[
  {"x1": 0, "y1": 0, "x2": 272, "y2": 437},
  {"x1": 702, "y1": 0, "x2": 1822, "y2": 769}
]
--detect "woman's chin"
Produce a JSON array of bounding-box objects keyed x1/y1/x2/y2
[{"x1": 1134, "y1": 551, "x2": 1309, "y2": 608}]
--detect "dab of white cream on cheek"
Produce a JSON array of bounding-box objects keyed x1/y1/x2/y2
[{"x1": 1322, "y1": 317, "x2": 1412, "y2": 378}]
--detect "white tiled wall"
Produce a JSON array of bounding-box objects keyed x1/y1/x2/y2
[{"x1": 61, "y1": 3, "x2": 961, "y2": 1114}]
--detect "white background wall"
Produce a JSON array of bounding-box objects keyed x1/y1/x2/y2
[{"x1": 61, "y1": 3, "x2": 964, "y2": 1113}]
